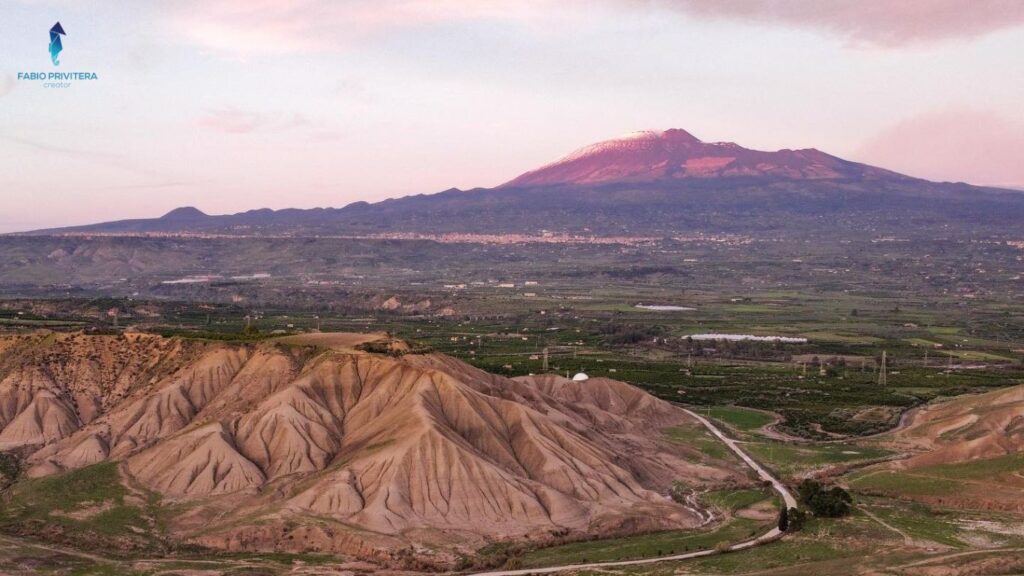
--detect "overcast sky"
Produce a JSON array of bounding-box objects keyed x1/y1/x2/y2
[{"x1": 2, "y1": 0, "x2": 1023, "y2": 232}]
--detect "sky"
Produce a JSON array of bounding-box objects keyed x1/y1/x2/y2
[{"x1": 1, "y1": 0, "x2": 1023, "y2": 232}]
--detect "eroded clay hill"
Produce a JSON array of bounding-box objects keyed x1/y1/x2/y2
[
  {"x1": 890, "y1": 384, "x2": 1024, "y2": 469},
  {"x1": 0, "y1": 332, "x2": 740, "y2": 564}
]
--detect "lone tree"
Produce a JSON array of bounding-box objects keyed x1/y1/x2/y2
[
  {"x1": 787, "y1": 507, "x2": 808, "y2": 531},
  {"x1": 778, "y1": 506, "x2": 789, "y2": 532}
]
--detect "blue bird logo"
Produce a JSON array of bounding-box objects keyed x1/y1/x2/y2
[{"x1": 49, "y1": 22, "x2": 66, "y2": 66}]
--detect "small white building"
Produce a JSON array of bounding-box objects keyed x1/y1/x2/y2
[{"x1": 572, "y1": 372, "x2": 589, "y2": 382}]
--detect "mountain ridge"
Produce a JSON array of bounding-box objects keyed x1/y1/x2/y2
[{"x1": 13, "y1": 128, "x2": 1024, "y2": 239}]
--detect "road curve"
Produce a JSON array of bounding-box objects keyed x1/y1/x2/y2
[
  {"x1": 684, "y1": 408, "x2": 799, "y2": 511},
  {"x1": 468, "y1": 407, "x2": 797, "y2": 576}
]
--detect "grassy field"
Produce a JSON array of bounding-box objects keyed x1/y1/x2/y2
[
  {"x1": 701, "y1": 487, "x2": 776, "y2": 513},
  {"x1": 664, "y1": 425, "x2": 734, "y2": 460},
  {"x1": 518, "y1": 517, "x2": 767, "y2": 568},
  {"x1": 0, "y1": 318, "x2": 86, "y2": 327},
  {"x1": 573, "y1": 512, "x2": 897, "y2": 576},
  {"x1": 849, "y1": 453, "x2": 1024, "y2": 507},
  {"x1": 0, "y1": 536, "x2": 345, "y2": 576},
  {"x1": 688, "y1": 539, "x2": 849, "y2": 574},
  {"x1": 861, "y1": 500, "x2": 966, "y2": 548},
  {"x1": 707, "y1": 406, "x2": 776, "y2": 432},
  {"x1": 0, "y1": 462, "x2": 163, "y2": 553},
  {"x1": 850, "y1": 471, "x2": 961, "y2": 497},
  {"x1": 743, "y1": 442, "x2": 893, "y2": 478},
  {"x1": 919, "y1": 452, "x2": 1024, "y2": 481},
  {"x1": 859, "y1": 495, "x2": 1024, "y2": 549}
]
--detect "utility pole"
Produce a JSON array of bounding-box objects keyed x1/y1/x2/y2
[
  {"x1": 542, "y1": 347, "x2": 549, "y2": 372},
  {"x1": 923, "y1": 349, "x2": 928, "y2": 368},
  {"x1": 878, "y1": 351, "x2": 887, "y2": 386}
]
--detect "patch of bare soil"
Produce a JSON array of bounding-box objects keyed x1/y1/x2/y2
[
  {"x1": 50, "y1": 500, "x2": 115, "y2": 521},
  {"x1": 735, "y1": 500, "x2": 777, "y2": 521},
  {"x1": 900, "y1": 550, "x2": 1024, "y2": 576}
]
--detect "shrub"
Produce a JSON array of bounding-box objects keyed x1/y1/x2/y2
[
  {"x1": 0, "y1": 452, "x2": 20, "y2": 488},
  {"x1": 786, "y1": 507, "x2": 807, "y2": 531},
  {"x1": 797, "y1": 480, "x2": 852, "y2": 517}
]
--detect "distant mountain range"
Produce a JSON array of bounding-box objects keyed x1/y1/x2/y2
[{"x1": 21, "y1": 129, "x2": 1024, "y2": 238}]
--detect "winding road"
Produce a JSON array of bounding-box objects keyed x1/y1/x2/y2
[{"x1": 469, "y1": 407, "x2": 797, "y2": 576}]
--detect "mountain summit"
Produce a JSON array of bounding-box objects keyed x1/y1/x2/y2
[
  {"x1": 159, "y1": 206, "x2": 208, "y2": 220},
  {"x1": 503, "y1": 129, "x2": 900, "y2": 187}
]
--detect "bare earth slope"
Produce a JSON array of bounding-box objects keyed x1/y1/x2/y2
[
  {"x1": 854, "y1": 384, "x2": 1024, "y2": 514},
  {"x1": 890, "y1": 384, "x2": 1024, "y2": 469},
  {"x1": 0, "y1": 332, "x2": 739, "y2": 567}
]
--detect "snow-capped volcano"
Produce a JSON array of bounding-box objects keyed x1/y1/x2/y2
[{"x1": 502, "y1": 128, "x2": 900, "y2": 187}]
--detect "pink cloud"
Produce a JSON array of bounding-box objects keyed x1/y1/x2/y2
[
  {"x1": 663, "y1": 0, "x2": 1024, "y2": 47},
  {"x1": 197, "y1": 109, "x2": 310, "y2": 134},
  {"x1": 856, "y1": 109, "x2": 1024, "y2": 188},
  {"x1": 170, "y1": 0, "x2": 1024, "y2": 55},
  {"x1": 169, "y1": 0, "x2": 550, "y2": 55}
]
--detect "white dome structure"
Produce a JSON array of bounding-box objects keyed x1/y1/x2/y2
[{"x1": 572, "y1": 372, "x2": 590, "y2": 382}]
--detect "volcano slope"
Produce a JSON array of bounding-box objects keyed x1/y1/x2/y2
[{"x1": 0, "y1": 332, "x2": 744, "y2": 568}]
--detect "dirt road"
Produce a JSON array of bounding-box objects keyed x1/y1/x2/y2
[{"x1": 469, "y1": 408, "x2": 796, "y2": 576}]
